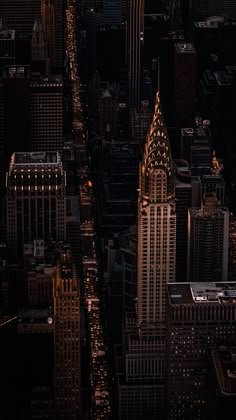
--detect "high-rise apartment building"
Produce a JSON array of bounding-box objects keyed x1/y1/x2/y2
[
  {"x1": 53, "y1": 248, "x2": 81, "y2": 418},
  {"x1": 118, "y1": 92, "x2": 176, "y2": 419},
  {"x1": 167, "y1": 281, "x2": 236, "y2": 420},
  {"x1": 6, "y1": 152, "x2": 66, "y2": 258},
  {"x1": 187, "y1": 192, "x2": 229, "y2": 282},
  {"x1": 127, "y1": 0, "x2": 144, "y2": 109}
]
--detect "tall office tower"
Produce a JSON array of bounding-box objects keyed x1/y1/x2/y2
[
  {"x1": 187, "y1": 192, "x2": 229, "y2": 282},
  {"x1": 41, "y1": 0, "x2": 57, "y2": 68},
  {"x1": 167, "y1": 282, "x2": 236, "y2": 420},
  {"x1": 137, "y1": 90, "x2": 176, "y2": 326},
  {"x1": 127, "y1": 0, "x2": 144, "y2": 110},
  {"x1": 54, "y1": 248, "x2": 81, "y2": 418},
  {"x1": 202, "y1": 174, "x2": 225, "y2": 205},
  {"x1": 181, "y1": 125, "x2": 212, "y2": 176},
  {"x1": 0, "y1": 28, "x2": 15, "y2": 67},
  {"x1": 174, "y1": 42, "x2": 197, "y2": 127},
  {"x1": 175, "y1": 160, "x2": 192, "y2": 281},
  {"x1": 31, "y1": 17, "x2": 50, "y2": 74},
  {"x1": 118, "y1": 92, "x2": 176, "y2": 419},
  {"x1": 6, "y1": 152, "x2": 66, "y2": 258},
  {"x1": 30, "y1": 75, "x2": 63, "y2": 152}
]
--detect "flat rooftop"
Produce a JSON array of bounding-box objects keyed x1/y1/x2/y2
[
  {"x1": 0, "y1": 29, "x2": 15, "y2": 40},
  {"x1": 168, "y1": 282, "x2": 236, "y2": 305},
  {"x1": 12, "y1": 151, "x2": 61, "y2": 166},
  {"x1": 181, "y1": 126, "x2": 211, "y2": 137},
  {"x1": 175, "y1": 42, "x2": 196, "y2": 54}
]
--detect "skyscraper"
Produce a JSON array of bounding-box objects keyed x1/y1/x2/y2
[
  {"x1": 187, "y1": 192, "x2": 229, "y2": 282},
  {"x1": 54, "y1": 248, "x2": 81, "y2": 418},
  {"x1": 118, "y1": 92, "x2": 176, "y2": 419},
  {"x1": 127, "y1": 0, "x2": 144, "y2": 109},
  {"x1": 6, "y1": 152, "x2": 66, "y2": 258},
  {"x1": 137, "y1": 90, "x2": 176, "y2": 327},
  {"x1": 30, "y1": 75, "x2": 64, "y2": 152},
  {"x1": 41, "y1": 0, "x2": 57, "y2": 67}
]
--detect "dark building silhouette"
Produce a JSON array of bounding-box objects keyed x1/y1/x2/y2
[
  {"x1": 127, "y1": 0, "x2": 144, "y2": 109},
  {"x1": 187, "y1": 192, "x2": 229, "y2": 282},
  {"x1": 208, "y1": 343, "x2": 236, "y2": 420},
  {"x1": 167, "y1": 282, "x2": 236, "y2": 420},
  {"x1": 175, "y1": 160, "x2": 192, "y2": 281},
  {"x1": 174, "y1": 42, "x2": 197, "y2": 127},
  {"x1": 0, "y1": 28, "x2": 15, "y2": 67}
]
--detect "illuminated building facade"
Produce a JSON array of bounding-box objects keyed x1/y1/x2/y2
[
  {"x1": 6, "y1": 152, "x2": 66, "y2": 257},
  {"x1": 137, "y1": 91, "x2": 176, "y2": 327},
  {"x1": 53, "y1": 248, "x2": 81, "y2": 418},
  {"x1": 118, "y1": 92, "x2": 176, "y2": 419}
]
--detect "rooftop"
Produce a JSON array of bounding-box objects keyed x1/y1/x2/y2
[
  {"x1": 11, "y1": 151, "x2": 61, "y2": 166},
  {"x1": 168, "y1": 282, "x2": 236, "y2": 305},
  {"x1": 212, "y1": 343, "x2": 236, "y2": 395},
  {"x1": 181, "y1": 126, "x2": 211, "y2": 138},
  {"x1": 175, "y1": 42, "x2": 196, "y2": 54},
  {"x1": 0, "y1": 29, "x2": 15, "y2": 40}
]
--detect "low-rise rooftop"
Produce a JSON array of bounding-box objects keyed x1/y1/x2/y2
[{"x1": 168, "y1": 282, "x2": 236, "y2": 305}]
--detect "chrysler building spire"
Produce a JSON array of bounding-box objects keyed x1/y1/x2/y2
[{"x1": 137, "y1": 92, "x2": 176, "y2": 326}]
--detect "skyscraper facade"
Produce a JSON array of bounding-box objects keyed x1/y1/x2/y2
[
  {"x1": 6, "y1": 152, "x2": 66, "y2": 258},
  {"x1": 137, "y1": 91, "x2": 176, "y2": 327},
  {"x1": 118, "y1": 92, "x2": 176, "y2": 419},
  {"x1": 30, "y1": 75, "x2": 64, "y2": 152},
  {"x1": 54, "y1": 248, "x2": 81, "y2": 418},
  {"x1": 187, "y1": 192, "x2": 229, "y2": 282},
  {"x1": 127, "y1": 0, "x2": 144, "y2": 109}
]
